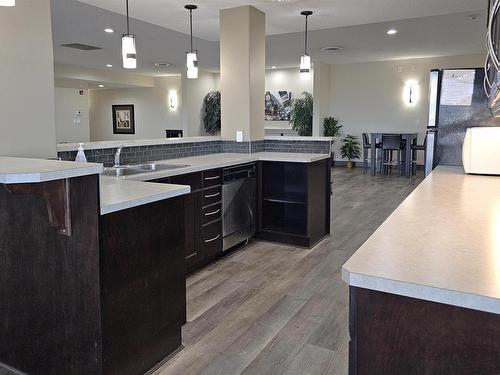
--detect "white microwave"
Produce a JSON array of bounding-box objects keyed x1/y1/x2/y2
[{"x1": 462, "y1": 127, "x2": 500, "y2": 175}]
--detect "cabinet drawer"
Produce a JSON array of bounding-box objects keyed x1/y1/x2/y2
[
  {"x1": 202, "y1": 185, "x2": 221, "y2": 207},
  {"x1": 202, "y1": 203, "x2": 221, "y2": 224},
  {"x1": 170, "y1": 172, "x2": 202, "y2": 191},
  {"x1": 202, "y1": 169, "x2": 222, "y2": 188},
  {"x1": 201, "y1": 220, "x2": 222, "y2": 257}
]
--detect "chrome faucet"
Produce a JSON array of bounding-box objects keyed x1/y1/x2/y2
[{"x1": 114, "y1": 145, "x2": 124, "y2": 168}]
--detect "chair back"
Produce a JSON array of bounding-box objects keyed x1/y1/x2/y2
[
  {"x1": 362, "y1": 133, "x2": 370, "y2": 147},
  {"x1": 382, "y1": 134, "x2": 402, "y2": 150}
]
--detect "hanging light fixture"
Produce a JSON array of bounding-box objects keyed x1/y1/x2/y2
[
  {"x1": 0, "y1": 0, "x2": 15, "y2": 6},
  {"x1": 122, "y1": 0, "x2": 137, "y2": 69},
  {"x1": 299, "y1": 11, "x2": 313, "y2": 80},
  {"x1": 185, "y1": 4, "x2": 198, "y2": 79}
]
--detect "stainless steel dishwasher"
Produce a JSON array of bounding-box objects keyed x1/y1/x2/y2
[{"x1": 222, "y1": 163, "x2": 256, "y2": 251}]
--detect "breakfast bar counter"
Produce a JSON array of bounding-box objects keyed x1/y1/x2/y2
[{"x1": 342, "y1": 166, "x2": 500, "y2": 374}]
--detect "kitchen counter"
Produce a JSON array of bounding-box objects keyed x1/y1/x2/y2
[
  {"x1": 99, "y1": 177, "x2": 190, "y2": 215},
  {"x1": 122, "y1": 152, "x2": 331, "y2": 182},
  {"x1": 0, "y1": 156, "x2": 102, "y2": 183},
  {"x1": 342, "y1": 166, "x2": 500, "y2": 314}
]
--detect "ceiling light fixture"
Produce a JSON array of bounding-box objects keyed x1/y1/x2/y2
[
  {"x1": 104, "y1": 28, "x2": 114, "y2": 33},
  {"x1": 106, "y1": 64, "x2": 113, "y2": 67},
  {"x1": 185, "y1": 4, "x2": 198, "y2": 79},
  {"x1": 272, "y1": 66, "x2": 277, "y2": 69},
  {"x1": 0, "y1": 0, "x2": 15, "y2": 6},
  {"x1": 387, "y1": 28, "x2": 398, "y2": 35},
  {"x1": 98, "y1": 84, "x2": 104, "y2": 88},
  {"x1": 299, "y1": 10, "x2": 313, "y2": 80},
  {"x1": 122, "y1": 0, "x2": 137, "y2": 69},
  {"x1": 320, "y1": 46, "x2": 344, "y2": 52}
]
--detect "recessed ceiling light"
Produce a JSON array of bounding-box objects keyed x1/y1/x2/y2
[
  {"x1": 272, "y1": 66, "x2": 277, "y2": 69},
  {"x1": 106, "y1": 64, "x2": 112, "y2": 68},
  {"x1": 320, "y1": 46, "x2": 344, "y2": 52},
  {"x1": 104, "y1": 28, "x2": 114, "y2": 33},
  {"x1": 98, "y1": 84, "x2": 104, "y2": 88},
  {"x1": 387, "y1": 28, "x2": 398, "y2": 35}
]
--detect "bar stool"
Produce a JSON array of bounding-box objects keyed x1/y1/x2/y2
[
  {"x1": 411, "y1": 135, "x2": 427, "y2": 175},
  {"x1": 381, "y1": 134, "x2": 404, "y2": 175},
  {"x1": 362, "y1": 133, "x2": 381, "y2": 174}
]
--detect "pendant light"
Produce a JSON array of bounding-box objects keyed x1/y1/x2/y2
[
  {"x1": 299, "y1": 11, "x2": 313, "y2": 80},
  {"x1": 0, "y1": 0, "x2": 15, "y2": 6},
  {"x1": 185, "y1": 4, "x2": 198, "y2": 79},
  {"x1": 122, "y1": 0, "x2": 137, "y2": 69}
]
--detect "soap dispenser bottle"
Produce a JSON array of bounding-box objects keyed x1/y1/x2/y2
[{"x1": 75, "y1": 143, "x2": 87, "y2": 162}]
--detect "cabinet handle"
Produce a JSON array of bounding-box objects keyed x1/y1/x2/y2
[
  {"x1": 204, "y1": 175, "x2": 220, "y2": 181},
  {"x1": 186, "y1": 252, "x2": 198, "y2": 260},
  {"x1": 205, "y1": 234, "x2": 220, "y2": 243},
  {"x1": 205, "y1": 208, "x2": 221, "y2": 216},
  {"x1": 205, "y1": 192, "x2": 220, "y2": 198}
]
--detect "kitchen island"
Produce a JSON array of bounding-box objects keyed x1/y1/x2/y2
[
  {"x1": 342, "y1": 166, "x2": 500, "y2": 374},
  {"x1": 0, "y1": 157, "x2": 190, "y2": 375}
]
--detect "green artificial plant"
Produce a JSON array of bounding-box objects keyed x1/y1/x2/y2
[
  {"x1": 340, "y1": 135, "x2": 361, "y2": 168},
  {"x1": 203, "y1": 91, "x2": 221, "y2": 135},
  {"x1": 323, "y1": 116, "x2": 342, "y2": 137},
  {"x1": 289, "y1": 91, "x2": 313, "y2": 136}
]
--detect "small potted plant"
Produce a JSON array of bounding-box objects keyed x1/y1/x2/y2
[
  {"x1": 323, "y1": 116, "x2": 343, "y2": 163},
  {"x1": 323, "y1": 116, "x2": 342, "y2": 138},
  {"x1": 340, "y1": 135, "x2": 361, "y2": 168}
]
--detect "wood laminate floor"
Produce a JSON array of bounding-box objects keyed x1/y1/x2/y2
[{"x1": 155, "y1": 167, "x2": 424, "y2": 375}]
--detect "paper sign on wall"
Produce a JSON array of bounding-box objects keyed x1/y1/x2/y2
[{"x1": 440, "y1": 69, "x2": 475, "y2": 106}]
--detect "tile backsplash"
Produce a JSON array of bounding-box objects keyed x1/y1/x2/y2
[{"x1": 58, "y1": 139, "x2": 331, "y2": 166}]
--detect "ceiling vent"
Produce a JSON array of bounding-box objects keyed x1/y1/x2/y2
[
  {"x1": 60, "y1": 43, "x2": 102, "y2": 51},
  {"x1": 320, "y1": 46, "x2": 344, "y2": 52}
]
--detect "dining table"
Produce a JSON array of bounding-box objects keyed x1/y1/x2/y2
[{"x1": 369, "y1": 132, "x2": 419, "y2": 177}]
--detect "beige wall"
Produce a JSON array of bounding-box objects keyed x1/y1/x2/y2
[
  {"x1": 89, "y1": 76, "x2": 182, "y2": 141},
  {"x1": 265, "y1": 67, "x2": 313, "y2": 130},
  {"x1": 182, "y1": 71, "x2": 219, "y2": 136},
  {"x1": 329, "y1": 54, "x2": 485, "y2": 161},
  {"x1": 0, "y1": 0, "x2": 56, "y2": 158},
  {"x1": 220, "y1": 6, "x2": 265, "y2": 141},
  {"x1": 55, "y1": 88, "x2": 90, "y2": 143}
]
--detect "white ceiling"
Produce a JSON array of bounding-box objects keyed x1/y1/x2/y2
[
  {"x1": 77, "y1": 0, "x2": 486, "y2": 42},
  {"x1": 51, "y1": 0, "x2": 487, "y2": 77}
]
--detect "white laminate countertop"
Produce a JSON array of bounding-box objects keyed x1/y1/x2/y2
[
  {"x1": 122, "y1": 152, "x2": 331, "y2": 182},
  {"x1": 342, "y1": 166, "x2": 500, "y2": 315},
  {"x1": 99, "y1": 177, "x2": 190, "y2": 215},
  {"x1": 0, "y1": 157, "x2": 103, "y2": 184}
]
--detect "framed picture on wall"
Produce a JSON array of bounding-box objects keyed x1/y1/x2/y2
[
  {"x1": 112, "y1": 104, "x2": 135, "y2": 134},
  {"x1": 265, "y1": 91, "x2": 292, "y2": 121}
]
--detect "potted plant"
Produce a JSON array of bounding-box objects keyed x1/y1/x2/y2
[
  {"x1": 289, "y1": 92, "x2": 313, "y2": 136},
  {"x1": 340, "y1": 135, "x2": 361, "y2": 168},
  {"x1": 323, "y1": 116, "x2": 343, "y2": 163},
  {"x1": 323, "y1": 116, "x2": 342, "y2": 137},
  {"x1": 202, "y1": 91, "x2": 221, "y2": 135}
]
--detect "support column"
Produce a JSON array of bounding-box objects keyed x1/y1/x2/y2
[
  {"x1": 312, "y1": 62, "x2": 332, "y2": 137},
  {"x1": 0, "y1": 0, "x2": 56, "y2": 157},
  {"x1": 220, "y1": 6, "x2": 265, "y2": 141}
]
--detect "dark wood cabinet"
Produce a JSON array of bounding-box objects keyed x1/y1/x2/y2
[
  {"x1": 256, "y1": 159, "x2": 331, "y2": 247},
  {"x1": 349, "y1": 287, "x2": 500, "y2": 375},
  {"x1": 151, "y1": 168, "x2": 223, "y2": 273},
  {"x1": 99, "y1": 197, "x2": 186, "y2": 375}
]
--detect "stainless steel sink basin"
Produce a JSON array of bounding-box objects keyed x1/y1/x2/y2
[
  {"x1": 102, "y1": 167, "x2": 146, "y2": 176},
  {"x1": 135, "y1": 163, "x2": 190, "y2": 171}
]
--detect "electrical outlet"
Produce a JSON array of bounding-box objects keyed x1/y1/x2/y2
[{"x1": 236, "y1": 130, "x2": 243, "y2": 143}]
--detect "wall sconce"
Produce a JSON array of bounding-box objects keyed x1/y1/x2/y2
[
  {"x1": 403, "y1": 80, "x2": 419, "y2": 106},
  {"x1": 169, "y1": 90, "x2": 178, "y2": 110}
]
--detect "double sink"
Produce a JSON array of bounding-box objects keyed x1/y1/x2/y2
[{"x1": 103, "y1": 162, "x2": 190, "y2": 177}]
